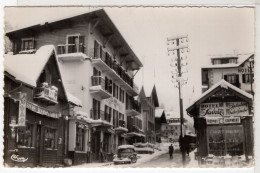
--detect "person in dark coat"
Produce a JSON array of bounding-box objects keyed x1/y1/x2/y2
[{"x1": 169, "y1": 144, "x2": 174, "y2": 159}]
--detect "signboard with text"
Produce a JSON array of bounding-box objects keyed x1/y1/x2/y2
[
  {"x1": 200, "y1": 102, "x2": 248, "y2": 117},
  {"x1": 18, "y1": 93, "x2": 27, "y2": 126},
  {"x1": 206, "y1": 117, "x2": 241, "y2": 125}
]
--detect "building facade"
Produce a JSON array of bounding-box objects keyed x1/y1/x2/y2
[
  {"x1": 5, "y1": 9, "x2": 143, "y2": 165},
  {"x1": 161, "y1": 111, "x2": 187, "y2": 142},
  {"x1": 155, "y1": 108, "x2": 167, "y2": 142},
  {"x1": 4, "y1": 46, "x2": 73, "y2": 167},
  {"x1": 201, "y1": 54, "x2": 254, "y2": 94}
]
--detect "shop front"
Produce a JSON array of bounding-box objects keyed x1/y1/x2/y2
[
  {"x1": 186, "y1": 80, "x2": 253, "y2": 167},
  {"x1": 4, "y1": 94, "x2": 67, "y2": 167},
  {"x1": 67, "y1": 110, "x2": 91, "y2": 165}
]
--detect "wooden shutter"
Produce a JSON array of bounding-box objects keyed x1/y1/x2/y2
[
  {"x1": 79, "y1": 35, "x2": 85, "y2": 53},
  {"x1": 224, "y1": 75, "x2": 227, "y2": 81},
  {"x1": 242, "y1": 74, "x2": 245, "y2": 83}
]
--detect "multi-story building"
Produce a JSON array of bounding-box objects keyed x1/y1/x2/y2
[
  {"x1": 5, "y1": 9, "x2": 143, "y2": 164},
  {"x1": 201, "y1": 54, "x2": 254, "y2": 94},
  {"x1": 3, "y1": 45, "x2": 79, "y2": 167},
  {"x1": 161, "y1": 111, "x2": 187, "y2": 142}
]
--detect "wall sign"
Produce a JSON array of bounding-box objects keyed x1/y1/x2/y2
[
  {"x1": 26, "y1": 101, "x2": 60, "y2": 119},
  {"x1": 226, "y1": 102, "x2": 248, "y2": 116},
  {"x1": 18, "y1": 93, "x2": 27, "y2": 126},
  {"x1": 200, "y1": 103, "x2": 224, "y2": 116},
  {"x1": 206, "y1": 117, "x2": 240, "y2": 125},
  {"x1": 200, "y1": 102, "x2": 248, "y2": 117},
  {"x1": 11, "y1": 154, "x2": 28, "y2": 162}
]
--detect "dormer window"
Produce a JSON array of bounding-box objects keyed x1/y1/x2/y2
[{"x1": 21, "y1": 38, "x2": 35, "y2": 51}]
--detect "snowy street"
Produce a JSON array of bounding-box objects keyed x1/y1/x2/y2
[{"x1": 71, "y1": 142, "x2": 198, "y2": 168}]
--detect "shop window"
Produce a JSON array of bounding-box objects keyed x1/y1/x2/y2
[
  {"x1": 76, "y1": 125, "x2": 85, "y2": 151},
  {"x1": 242, "y1": 74, "x2": 254, "y2": 83},
  {"x1": 208, "y1": 125, "x2": 244, "y2": 156},
  {"x1": 21, "y1": 38, "x2": 35, "y2": 51},
  {"x1": 17, "y1": 123, "x2": 34, "y2": 148},
  {"x1": 44, "y1": 127, "x2": 57, "y2": 149}
]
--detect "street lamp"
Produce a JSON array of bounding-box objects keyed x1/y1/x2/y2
[{"x1": 167, "y1": 35, "x2": 189, "y2": 167}]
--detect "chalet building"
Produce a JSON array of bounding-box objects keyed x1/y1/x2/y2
[
  {"x1": 138, "y1": 85, "x2": 160, "y2": 144},
  {"x1": 201, "y1": 54, "x2": 254, "y2": 94},
  {"x1": 161, "y1": 111, "x2": 187, "y2": 142},
  {"x1": 154, "y1": 108, "x2": 167, "y2": 142},
  {"x1": 186, "y1": 80, "x2": 253, "y2": 165},
  {"x1": 187, "y1": 53, "x2": 255, "y2": 166},
  {"x1": 3, "y1": 45, "x2": 80, "y2": 167},
  {"x1": 5, "y1": 9, "x2": 143, "y2": 164}
]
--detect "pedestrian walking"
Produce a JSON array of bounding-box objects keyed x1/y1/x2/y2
[{"x1": 169, "y1": 144, "x2": 174, "y2": 159}]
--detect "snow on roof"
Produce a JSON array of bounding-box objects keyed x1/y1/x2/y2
[
  {"x1": 118, "y1": 145, "x2": 135, "y2": 149},
  {"x1": 66, "y1": 92, "x2": 82, "y2": 107},
  {"x1": 202, "y1": 54, "x2": 253, "y2": 69},
  {"x1": 4, "y1": 45, "x2": 55, "y2": 87},
  {"x1": 165, "y1": 111, "x2": 180, "y2": 119},
  {"x1": 187, "y1": 79, "x2": 253, "y2": 109},
  {"x1": 155, "y1": 108, "x2": 164, "y2": 118}
]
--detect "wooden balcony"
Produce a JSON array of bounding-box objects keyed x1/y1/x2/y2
[
  {"x1": 89, "y1": 76, "x2": 112, "y2": 99},
  {"x1": 34, "y1": 83, "x2": 58, "y2": 105}
]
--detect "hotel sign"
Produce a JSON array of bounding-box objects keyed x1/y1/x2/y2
[
  {"x1": 200, "y1": 102, "x2": 248, "y2": 117},
  {"x1": 26, "y1": 101, "x2": 60, "y2": 119}
]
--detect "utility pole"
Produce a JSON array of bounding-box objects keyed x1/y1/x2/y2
[{"x1": 167, "y1": 35, "x2": 189, "y2": 167}]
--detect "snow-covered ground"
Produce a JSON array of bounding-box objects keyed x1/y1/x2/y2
[{"x1": 71, "y1": 142, "x2": 170, "y2": 168}]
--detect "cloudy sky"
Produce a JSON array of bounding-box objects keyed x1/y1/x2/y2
[{"x1": 5, "y1": 7, "x2": 254, "y2": 122}]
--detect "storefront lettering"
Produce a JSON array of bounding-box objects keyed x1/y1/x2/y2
[
  {"x1": 200, "y1": 102, "x2": 248, "y2": 117},
  {"x1": 238, "y1": 68, "x2": 253, "y2": 73},
  {"x1": 226, "y1": 102, "x2": 248, "y2": 116},
  {"x1": 224, "y1": 117, "x2": 241, "y2": 124},
  {"x1": 11, "y1": 154, "x2": 28, "y2": 162},
  {"x1": 206, "y1": 117, "x2": 241, "y2": 125},
  {"x1": 26, "y1": 101, "x2": 59, "y2": 119}
]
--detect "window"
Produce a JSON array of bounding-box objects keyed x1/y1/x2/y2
[
  {"x1": 242, "y1": 74, "x2": 254, "y2": 83},
  {"x1": 21, "y1": 38, "x2": 35, "y2": 51},
  {"x1": 17, "y1": 123, "x2": 34, "y2": 147},
  {"x1": 44, "y1": 127, "x2": 57, "y2": 149},
  {"x1": 105, "y1": 105, "x2": 111, "y2": 122},
  {"x1": 229, "y1": 58, "x2": 237, "y2": 64},
  {"x1": 94, "y1": 40, "x2": 103, "y2": 59},
  {"x1": 202, "y1": 70, "x2": 209, "y2": 85},
  {"x1": 208, "y1": 125, "x2": 244, "y2": 156},
  {"x1": 105, "y1": 77, "x2": 112, "y2": 94},
  {"x1": 67, "y1": 35, "x2": 85, "y2": 53},
  {"x1": 76, "y1": 124, "x2": 85, "y2": 151},
  {"x1": 113, "y1": 109, "x2": 118, "y2": 127},
  {"x1": 224, "y1": 74, "x2": 239, "y2": 87}
]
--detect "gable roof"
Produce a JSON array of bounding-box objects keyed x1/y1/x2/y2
[
  {"x1": 6, "y1": 9, "x2": 143, "y2": 70},
  {"x1": 151, "y1": 85, "x2": 159, "y2": 107},
  {"x1": 155, "y1": 108, "x2": 164, "y2": 118},
  {"x1": 186, "y1": 79, "x2": 253, "y2": 117},
  {"x1": 202, "y1": 54, "x2": 254, "y2": 69},
  {"x1": 4, "y1": 45, "x2": 56, "y2": 87},
  {"x1": 4, "y1": 45, "x2": 79, "y2": 106}
]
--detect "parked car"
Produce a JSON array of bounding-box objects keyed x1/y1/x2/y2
[{"x1": 113, "y1": 145, "x2": 138, "y2": 164}]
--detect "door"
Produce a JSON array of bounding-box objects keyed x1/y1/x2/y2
[
  {"x1": 35, "y1": 124, "x2": 44, "y2": 166},
  {"x1": 91, "y1": 131, "x2": 101, "y2": 161}
]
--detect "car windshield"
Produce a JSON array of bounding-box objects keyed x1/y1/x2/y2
[{"x1": 119, "y1": 149, "x2": 133, "y2": 153}]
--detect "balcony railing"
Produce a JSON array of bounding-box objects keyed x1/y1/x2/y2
[
  {"x1": 119, "y1": 120, "x2": 126, "y2": 128},
  {"x1": 91, "y1": 76, "x2": 112, "y2": 94},
  {"x1": 57, "y1": 43, "x2": 85, "y2": 54},
  {"x1": 90, "y1": 48, "x2": 138, "y2": 95},
  {"x1": 126, "y1": 99, "x2": 141, "y2": 115},
  {"x1": 90, "y1": 110, "x2": 111, "y2": 123},
  {"x1": 34, "y1": 83, "x2": 58, "y2": 105}
]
